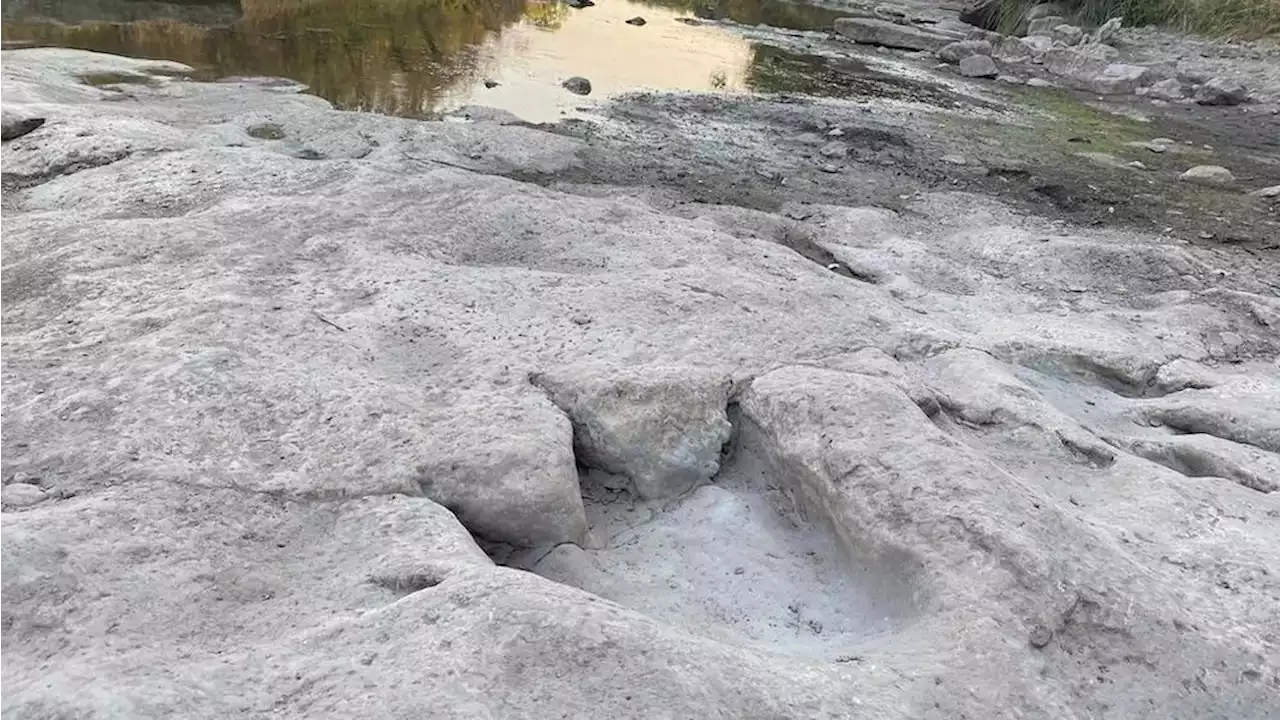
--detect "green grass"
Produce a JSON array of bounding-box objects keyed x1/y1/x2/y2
[{"x1": 998, "y1": 0, "x2": 1280, "y2": 38}]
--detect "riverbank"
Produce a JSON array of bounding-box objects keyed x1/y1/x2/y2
[{"x1": 2, "y1": 41, "x2": 1278, "y2": 720}]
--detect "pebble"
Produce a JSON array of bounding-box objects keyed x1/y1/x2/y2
[
  {"x1": 562, "y1": 76, "x2": 593, "y2": 95},
  {"x1": 1029, "y1": 623, "x2": 1054, "y2": 648},
  {"x1": 2, "y1": 482, "x2": 47, "y2": 508}
]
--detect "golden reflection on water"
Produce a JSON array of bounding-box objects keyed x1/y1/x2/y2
[{"x1": 1, "y1": 0, "x2": 754, "y2": 121}]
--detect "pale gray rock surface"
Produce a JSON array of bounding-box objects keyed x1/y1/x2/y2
[
  {"x1": 834, "y1": 17, "x2": 952, "y2": 52},
  {"x1": 3, "y1": 49, "x2": 1279, "y2": 720}
]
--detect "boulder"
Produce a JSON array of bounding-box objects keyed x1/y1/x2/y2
[
  {"x1": 414, "y1": 391, "x2": 590, "y2": 547},
  {"x1": 1092, "y1": 16, "x2": 1123, "y2": 44},
  {"x1": 1042, "y1": 44, "x2": 1128, "y2": 89},
  {"x1": 1087, "y1": 63, "x2": 1152, "y2": 95},
  {"x1": 958, "y1": 0, "x2": 1000, "y2": 30},
  {"x1": 532, "y1": 364, "x2": 734, "y2": 500},
  {"x1": 995, "y1": 36, "x2": 1034, "y2": 62},
  {"x1": 1194, "y1": 77, "x2": 1248, "y2": 106},
  {"x1": 1249, "y1": 184, "x2": 1280, "y2": 198},
  {"x1": 834, "y1": 17, "x2": 952, "y2": 51},
  {"x1": 938, "y1": 39, "x2": 993, "y2": 63},
  {"x1": 1051, "y1": 23, "x2": 1084, "y2": 45},
  {"x1": 1179, "y1": 165, "x2": 1235, "y2": 187},
  {"x1": 1020, "y1": 35, "x2": 1055, "y2": 55},
  {"x1": 958, "y1": 54, "x2": 1000, "y2": 78},
  {"x1": 1146, "y1": 77, "x2": 1185, "y2": 100}
]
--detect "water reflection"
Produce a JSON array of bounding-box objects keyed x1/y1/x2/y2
[{"x1": 4, "y1": 0, "x2": 773, "y2": 120}]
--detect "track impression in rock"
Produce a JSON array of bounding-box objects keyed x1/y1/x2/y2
[
  {"x1": 502, "y1": 433, "x2": 923, "y2": 657},
  {"x1": 494, "y1": 363, "x2": 928, "y2": 657}
]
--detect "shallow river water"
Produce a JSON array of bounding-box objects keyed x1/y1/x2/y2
[{"x1": 2, "y1": 0, "x2": 854, "y2": 121}]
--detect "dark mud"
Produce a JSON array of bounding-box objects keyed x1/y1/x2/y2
[{"x1": 521, "y1": 44, "x2": 1278, "y2": 258}]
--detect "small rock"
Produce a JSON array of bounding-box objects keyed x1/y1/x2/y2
[
  {"x1": 562, "y1": 77, "x2": 592, "y2": 95},
  {"x1": 819, "y1": 163, "x2": 840, "y2": 173},
  {"x1": 733, "y1": 566, "x2": 746, "y2": 575},
  {"x1": 942, "y1": 154, "x2": 968, "y2": 165},
  {"x1": 483, "y1": 79, "x2": 500, "y2": 89},
  {"x1": 1127, "y1": 139, "x2": 1171, "y2": 153},
  {"x1": 958, "y1": 54, "x2": 999, "y2": 78},
  {"x1": 570, "y1": 314, "x2": 593, "y2": 325},
  {"x1": 1051, "y1": 24, "x2": 1084, "y2": 46},
  {"x1": 1, "y1": 108, "x2": 46, "y2": 142},
  {"x1": 996, "y1": 75, "x2": 1023, "y2": 84},
  {"x1": 1127, "y1": 160, "x2": 1149, "y2": 170},
  {"x1": 565, "y1": 0, "x2": 594, "y2": 7},
  {"x1": 819, "y1": 142, "x2": 847, "y2": 158},
  {"x1": 1194, "y1": 77, "x2": 1248, "y2": 106},
  {"x1": 246, "y1": 122, "x2": 286, "y2": 140},
  {"x1": 995, "y1": 36, "x2": 1034, "y2": 62},
  {"x1": 1087, "y1": 63, "x2": 1151, "y2": 95},
  {"x1": 1021, "y1": 35, "x2": 1056, "y2": 56},
  {"x1": 1027, "y1": 16, "x2": 1066, "y2": 36},
  {"x1": 625, "y1": 16, "x2": 646, "y2": 26},
  {"x1": 1029, "y1": 623, "x2": 1054, "y2": 648},
  {"x1": 1146, "y1": 78, "x2": 1184, "y2": 100},
  {"x1": 2, "y1": 482, "x2": 47, "y2": 508},
  {"x1": 1026, "y1": 77, "x2": 1054, "y2": 88},
  {"x1": 938, "y1": 40, "x2": 993, "y2": 64},
  {"x1": 1179, "y1": 165, "x2": 1235, "y2": 187},
  {"x1": 1248, "y1": 184, "x2": 1280, "y2": 198},
  {"x1": 965, "y1": 28, "x2": 1003, "y2": 44},
  {"x1": 1092, "y1": 16, "x2": 1122, "y2": 44}
]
